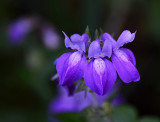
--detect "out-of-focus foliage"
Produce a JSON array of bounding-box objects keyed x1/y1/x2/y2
[
  {"x1": 110, "y1": 105, "x2": 138, "y2": 122},
  {"x1": 139, "y1": 117, "x2": 160, "y2": 122}
]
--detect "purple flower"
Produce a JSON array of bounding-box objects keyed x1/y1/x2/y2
[
  {"x1": 41, "y1": 25, "x2": 60, "y2": 50},
  {"x1": 48, "y1": 84, "x2": 120, "y2": 122},
  {"x1": 48, "y1": 84, "x2": 119, "y2": 116},
  {"x1": 49, "y1": 86, "x2": 93, "y2": 113},
  {"x1": 56, "y1": 32, "x2": 89, "y2": 86},
  {"x1": 84, "y1": 38, "x2": 117, "y2": 96},
  {"x1": 102, "y1": 30, "x2": 140, "y2": 83},
  {"x1": 8, "y1": 17, "x2": 35, "y2": 44}
]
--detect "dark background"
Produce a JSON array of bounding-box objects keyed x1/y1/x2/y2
[{"x1": 0, "y1": 0, "x2": 160, "y2": 121}]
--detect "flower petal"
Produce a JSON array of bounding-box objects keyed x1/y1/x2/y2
[
  {"x1": 92, "y1": 58, "x2": 106, "y2": 95},
  {"x1": 81, "y1": 33, "x2": 89, "y2": 48},
  {"x1": 88, "y1": 39, "x2": 101, "y2": 59},
  {"x1": 57, "y1": 51, "x2": 87, "y2": 86},
  {"x1": 84, "y1": 58, "x2": 117, "y2": 95},
  {"x1": 101, "y1": 39, "x2": 112, "y2": 58},
  {"x1": 103, "y1": 59, "x2": 117, "y2": 94},
  {"x1": 102, "y1": 32, "x2": 116, "y2": 48},
  {"x1": 84, "y1": 60, "x2": 100, "y2": 94},
  {"x1": 112, "y1": 50, "x2": 140, "y2": 83},
  {"x1": 70, "y1": 34, "x2": 86, "y2": 52},
  {"x1": 70, "y1": 34, "x2": 82, "y2": 43},
  {"x1": 62, "y1": 31, "x2": 73, "y2": 49},
  {"x1": 120, "y1": 48, "x2": 136, "y2": 66},
  {"x1": 116, "y1": 30, "x2": 136, "y2": 49},
  {"x1": 62, "y1": 32, "x2": 88, "y2": 52},
  {"x1": 56, "y1": 52, "x2": 72, "y2": 84}
]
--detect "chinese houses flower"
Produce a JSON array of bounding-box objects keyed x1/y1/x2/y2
[
  {"x1": 102, "y1": 30, "x2": 140, "y2": 83},
  {"x1": 56, "y1": 32, "x2": 89, "y2": 86},
  {"x1": 84, "y1": 38, "x2": 117, "y2": 96}
]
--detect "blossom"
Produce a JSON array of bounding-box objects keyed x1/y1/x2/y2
[
  {"x1": 41, "y1": 25, "x2": 60, "y2": 50},
  {"x1": 48, "y1": 80, "x2": 121, "y2": 121},
  {"x1": 102, "y1": 30, "x2": 140, "y2": 83},
  {"x1": 48, "y1": 85, "x2": 92, "y2": 122},
  {"x1": 48, "y1": 84, "x2": 119, "y2": 115},
  {"x1": 48, "y1": 84, "x2": 112, "y2": 114},
  {"x1": 56, "y1": 32, "x2": 89, "y2": 86},
  {"x1": 48, "y1": 86, "x2": 93, "y2": 114},
  {"x1": 8, "y1": 17, "x2": 35, "y2": 44},
  {"x1": 84, "y1": 38, "x2": 117, "y2": 96}
]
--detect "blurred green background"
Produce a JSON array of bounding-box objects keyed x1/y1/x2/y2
[{"x1": 0, "y1": 0, "x2": 160, "y2": 121}]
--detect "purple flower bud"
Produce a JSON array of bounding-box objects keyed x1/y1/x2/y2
[{"x1": 8, "y1": 17, "x2": 35, "y2": 44}]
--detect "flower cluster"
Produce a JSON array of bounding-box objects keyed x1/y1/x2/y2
[{"x1": 56, "y1": 30, "x2": 140, "y2": 96}]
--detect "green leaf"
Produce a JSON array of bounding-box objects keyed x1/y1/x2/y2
[
  {"x1": 139, "y1": 117, "x2": 160, "y2": 122},
  {"x1": 56, "y1": 112, "x2": 86, "y2": 122},
  {"x1": 110, "y1": 105, "x2": 138, "y2": 122}
]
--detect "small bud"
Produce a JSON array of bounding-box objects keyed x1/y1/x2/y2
[
  {"x1": 85, "y1": 25, "x2": 90, "y2": 35},
  {"x1": 94, "y1": 29, "x2": 99, "y2": 39}
]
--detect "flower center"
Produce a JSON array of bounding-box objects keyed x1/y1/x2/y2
[
  {"x1": 68, "y1": 51, "x2": 82, "y2": 67},
  {"x1": 93, "y1": 58, "x2": 105, "y2": 75},
  {"x1": 115, "y1": 50, "x2": 129, "y2": 62}
]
